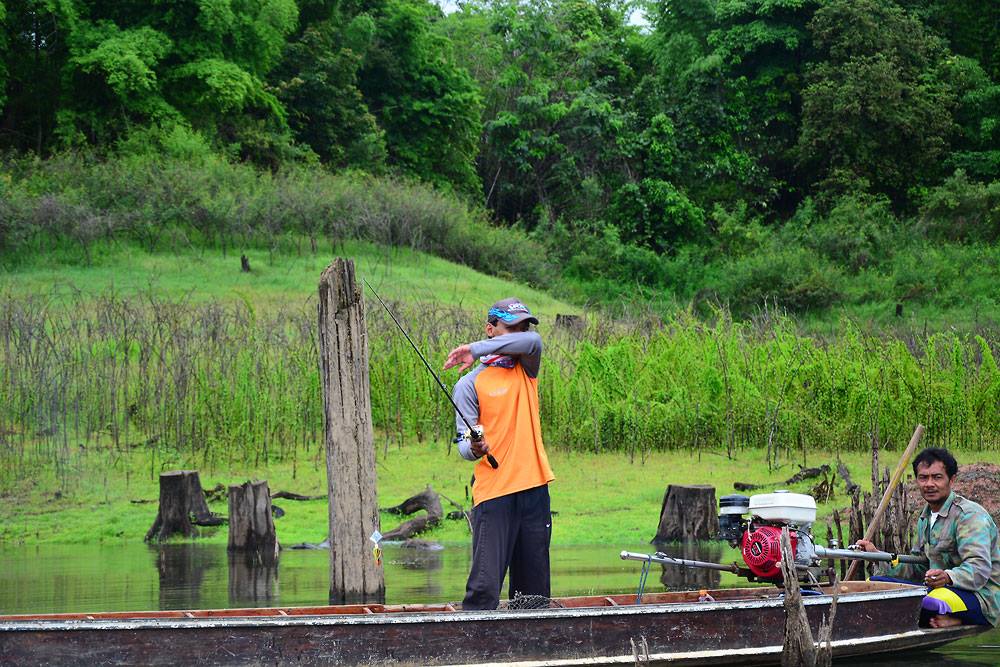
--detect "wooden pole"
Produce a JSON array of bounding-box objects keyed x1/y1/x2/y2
[
  {"x1": 845, "y1": 424, "x2": 924, "y2": 581},
  {"x1": 318, "y1": 258, "x2": 385, "y2": 604},
  {"x1": 779, "y1": 527, "x2": 816, "y2": 667}
]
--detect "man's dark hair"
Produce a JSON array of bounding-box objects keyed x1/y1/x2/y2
[{"x1": 912, "y1": 447, "x2": 958, "y2": 478}]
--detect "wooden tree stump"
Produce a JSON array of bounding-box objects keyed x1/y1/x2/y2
[
  {"x1": 652, "y1": 485, "x2": 719, "y2": 543},
  {"x1": 319, "y1": 258, "x2": 384, "y2": 604},
  {"x1": 381, "y1": 486, "x2": 444, "y2": 540},
  {"x1": 227, "y1": 480, "x2": 279, "y2": 563},
  {"x1": 145, "y1": 470, "x2": 217, "y2": 542},
  {"x1": 555, "y1": 314, "x2": 584, "y2": 334}
]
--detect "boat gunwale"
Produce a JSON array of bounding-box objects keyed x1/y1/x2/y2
[{"x1": 0, "y1": 583, "x2": 928, "y2": 632}]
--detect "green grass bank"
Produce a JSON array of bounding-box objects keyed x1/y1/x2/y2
[
  {"x1": 6, "y1": 438, "x2": 988, "y2": 548},
  {"x1": 2, "y1": 234, "x2": 999, "y2": 547}
]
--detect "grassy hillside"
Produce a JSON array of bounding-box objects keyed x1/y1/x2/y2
[{"x1": 2, "y1": 239, "x2": 575, "y2": 317}]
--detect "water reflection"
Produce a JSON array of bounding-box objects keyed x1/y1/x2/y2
[
  {"x1": 0, "y1": 541, "x2": 996, "y2": 666},
  {"x1": 228, "y1": 551, "x2": 279, "y2": 607},
  {"x1": 387, "y1": 540, "x2": 444, "y2": 599},
  {"x1": 655, "y1": 541, "x2": 722, "y2": 591},
  {"x1": 154, "y1": 543, "x2": 221, "y2": 610}
]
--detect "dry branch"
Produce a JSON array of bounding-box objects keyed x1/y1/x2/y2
[{"x1": 382, "y1": 486, "x2": 444, "y2": 540}]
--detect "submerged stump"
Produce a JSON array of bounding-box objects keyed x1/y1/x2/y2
[
  {"x1": 658, "y1": 541, "x2": 722, "y2": 591},
  {"x1": 228, "y1": 480, "x2": 279, "y2": 564},
  {"x1": 145, "y1": 470, "x2": 217, "y2": 542},
  {"x1": 653, "y1": 485, "x2": 719, "y2": 543}
]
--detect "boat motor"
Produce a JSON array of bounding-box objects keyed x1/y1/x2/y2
[
  {"x1": 623, "y1": 491, "x2": 928, "y2": 587},
  {"x1": 718, "y1": 490, "x2": 819, "y2": 582}
]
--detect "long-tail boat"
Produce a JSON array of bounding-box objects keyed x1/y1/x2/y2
[{"x1": 0, "y1": 580, "x2": 985, "y2": 666}]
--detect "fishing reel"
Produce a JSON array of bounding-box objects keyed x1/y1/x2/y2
[{"x1": 463, "y1": 425, "x2": 499, "y2": 469}]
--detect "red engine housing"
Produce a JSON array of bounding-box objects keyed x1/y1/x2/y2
[{"x1": 741, "y1": 525, "x2": 795, "y2": 579}]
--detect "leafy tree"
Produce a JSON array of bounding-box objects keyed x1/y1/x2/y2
[
  {"x1": 273, "y1": 13, "x2": 387, "y2": 169},
  {"x1": 0, "y1": 0, "x2": 299, "y2": 161},
  {"x1": 357, "y1": 0, "x2": 482, "y2": 193},
  {"x1": 938, "y1": 55, "x2": 1000, "y2": 182},
  {"x1": 708, "y1": 0, "x2": 820, "y2": 213},
  {"x1": 900, "y1": 0, "x2": 1000, "y2": 81},
  {"x1": 798, "y1": 0, "x2": 957, "y2": 206},
  {"x1": 645, "y1": 0, "x2": 759, "y2": 214},
  {"x1": 0, "y1": 0, "x2": 72, "y2": 152},
  {"x1": 444, "y1": 1, "x2": 652, "y2": 223}
]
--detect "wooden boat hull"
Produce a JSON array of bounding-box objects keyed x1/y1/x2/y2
[{"x1": 0, "y1": 582, "x2": 985, "y2": 666}]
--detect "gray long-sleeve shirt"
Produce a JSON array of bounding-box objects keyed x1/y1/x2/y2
[{"x1": 451, "y1": 331, "x2": 542, "y2": 461}]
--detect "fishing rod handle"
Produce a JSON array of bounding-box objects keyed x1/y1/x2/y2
[{"x1": 470, "y1": 425, "x2": 499, "y2": 469}]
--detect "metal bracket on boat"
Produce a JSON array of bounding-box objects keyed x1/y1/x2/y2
[
  {"x1": 622, "y1": 550, "x2": 743, "y2": 574},
  {"x1": 634, "y1": 553, "x2": 654, "y2": 605}
]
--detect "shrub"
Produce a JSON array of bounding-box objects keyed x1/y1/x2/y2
[
  {"x1": 710, "y1": 201, "x2": 768, "y2": 258},
  {"x1": 715, "y1": 243, "x2": 846, "y2": 314},
  {"x1": 916, "y1": 170, "x2": 1000, "y2": 242},
  {"x1": 784, "y1": 193, "x2": 897, "y2": 273},
  {"x1": 0, "y1": 154, "x2": 556, "y2": 286}
]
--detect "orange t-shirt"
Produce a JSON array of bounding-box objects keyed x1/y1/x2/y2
[{"x1": 470, "y1": 363, "x2": 554, "y2": 506}]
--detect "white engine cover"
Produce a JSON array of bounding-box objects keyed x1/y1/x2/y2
[{"x1": 748, "y1": 491, "x2": 816, "y2": 526}]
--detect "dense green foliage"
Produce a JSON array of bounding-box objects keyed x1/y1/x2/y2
[
  {"x1": 2, "y1": 155, "x2": 998, "y2": 329},
  {"x1": 1, "y1": 0, "x2": 997, "y2": 321},
  {"x1": 0, "y1": 153, "x2": 552, "y2": 282}
]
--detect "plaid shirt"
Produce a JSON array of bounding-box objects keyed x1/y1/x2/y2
[{"x1": 883, "y1": 492, "x2": 1000, "y2": 627}]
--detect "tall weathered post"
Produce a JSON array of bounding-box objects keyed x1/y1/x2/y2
[{"x1": 318, "y1": 258, "x2": 385, "y2": 604}]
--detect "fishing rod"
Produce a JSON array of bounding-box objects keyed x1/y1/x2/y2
[{"x1": 363, "y1": 279, "x2": 499, "y2": 469}]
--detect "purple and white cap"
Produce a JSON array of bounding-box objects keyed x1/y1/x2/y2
[{"x1": 487, "y1": 297, "x2": 539, "y2": 326}]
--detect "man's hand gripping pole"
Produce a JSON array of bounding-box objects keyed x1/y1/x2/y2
[{"x1": 468, "y1": 425, "x2": 499, "y2": 469}]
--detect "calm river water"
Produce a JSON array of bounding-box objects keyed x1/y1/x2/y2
[{"x1": 1, "y1": 542, "x2": 997, "y2": 665}]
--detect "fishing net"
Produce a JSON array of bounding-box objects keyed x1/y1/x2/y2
[{"x1": 501, "y1": 593, "x2": 565, "y2": 611}]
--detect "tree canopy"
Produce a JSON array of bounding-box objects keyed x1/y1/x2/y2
[{"x1": 1, "y1": 0, "x2": 998, "y2": 254}]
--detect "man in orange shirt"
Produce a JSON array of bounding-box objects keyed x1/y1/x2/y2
[{"x1": 444, "y1": 298, "x2": 555, "y2": 611}]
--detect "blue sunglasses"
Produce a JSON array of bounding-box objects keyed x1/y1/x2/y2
[{"x1": 488, "y1": 307, "x2": 520, "y2": 323}]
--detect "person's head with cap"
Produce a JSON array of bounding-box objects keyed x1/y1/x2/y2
[{"x1": 486, "y1": 297, "x2": 538, "y2": 337}]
